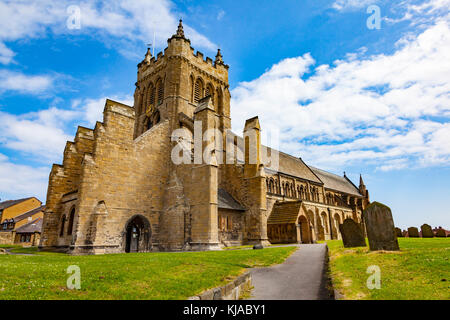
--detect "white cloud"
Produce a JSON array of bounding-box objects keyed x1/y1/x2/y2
[
  {"x1": 0, "y1": 0, "x2": 216, "y2": 61},
  {"x1": 386, "y1": 0, "x2": 450, "y2": 25},
  {"x1": 0, "y1": 95, "x2": 132, "y2": 162},
  {"x1": 0, "y1": 42, "x2": 15, "y2": 65},
  {"x1": 0, "y1": 153, "x2": 49, "y2": 201},
  {"x1": 217, "y1": 10, "x2": 226, "y2": 21},
  {"x1": 73, "y1": 95, "x2": 134, "y2": 126},
  {"x1": 0, "y1": 70, "x2": 53, "y2": 94},
  {"x1": 231, "y1": 19, "x2": 450, "y2": 172},
  {"x1": 332, "y1": 0, "x2": 379, "y2": 11}
]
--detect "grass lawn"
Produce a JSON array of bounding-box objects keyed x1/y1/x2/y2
[
  {"x1": 0, "y1": 246, "x2": 295, "y2": 300},
  {"x1": 326, "y1": 238, "x2": 450, "y2": 300}
]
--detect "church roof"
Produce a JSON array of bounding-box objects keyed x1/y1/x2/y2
[
  {"x1": 218, "y1": 188, "x2": 246, "y2": 211},
  {"x1": 309, "y1": 167, "x2": 362, "y2": 197},
  {"x1": 231, "y1": 132, "x2": 322, "y2": 184},
  {"x1": 226, "y1": 131, "x2": 363, "y2": 196},
  {"x1": 15, "y1": 218, "x2": 43, "y2": 234},
  {"x1": 267, "y1": 201, "x2": 302, "y2": 224},
  {"x1": 263, "y1": 148, "x2": 322, "y2": 184}
]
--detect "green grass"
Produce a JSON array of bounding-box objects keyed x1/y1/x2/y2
[
  {"x1": 0, "y1": 244, "x2": 21, "y2": 249},
  {"x1": 222, "y1": 245, "x2": 254, "y2": 250},
  {"x1": 326, "y1": 238, "x2": 450, "y2": 300},
  {"x1": 0, "y1": 246, "x2": 295, "y2": 300}
]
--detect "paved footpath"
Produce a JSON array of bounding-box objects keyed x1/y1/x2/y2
[{"x1": 249, "y1": 244, "x2": 333, "y2": 300}]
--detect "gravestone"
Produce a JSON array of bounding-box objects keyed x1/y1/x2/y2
[
  {"x1": 363, "y1": 202, "x2": 399, "y2": 251},
  {"x1": 395, "y1": 227, "x2": 403, "y2": 237},
  {"x1": 402, "y1": 230, "x2": 408, "y2": 237},
  {"x1": 408, "y1": 227, "x2": 419, "y2": 238},
  {"x1": 420, "y1": 224, "x2": 434, "y2": 238},
  {"x1": 339, "y1": 218, "x2": 366, "y2": 248},
  {"x1": 435, "y1": 228, "x2": 446, "y2": 238}
]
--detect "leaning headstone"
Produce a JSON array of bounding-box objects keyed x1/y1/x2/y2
[
  {"x1": 363, "y1": 202, "x2": 399, "y2": 251},
  {"x1": 420, "y1": 224, "x2": 434, "y2": 238},
  {"x1": 435, "y1": 228, "x2": 446, "y2": 238},
  {"x1": 408, "y1": 227, "x2": 419, "y2": 238},
  {"x1": 395, "y1": 227, "x2": 403, "y2": 237},
  {"x1": 339, "y1": 219, "x2": 366, "y2": 248}
]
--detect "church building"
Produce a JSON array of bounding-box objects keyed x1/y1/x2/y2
[{"x1": 39, "y1": 21, "x2": 369, "y2": 254}]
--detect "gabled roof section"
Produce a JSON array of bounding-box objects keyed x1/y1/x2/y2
[
  {"x1": 13, "y1": 206, "x2": 45, "y2": 222},
  {"x1": 309, "y1": 167, "x2": 362, "y2": 197},
  {"x1": 218, "y1": 189, "x2": 246, "y2": 211},
  {"x1": 265, "y1": 150, "x2": 322, "y2": 184},
  {"x1": 15, "y1": 218, "x2": 43, "y2": 234},
  {"x1": 0, "y1": 197, "x2": 36, "y2": 210},
  {"x1": 267, "y1": 201, "x2": 302, "y2": 224}
]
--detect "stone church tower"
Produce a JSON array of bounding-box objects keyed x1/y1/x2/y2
[
  {"x1": 39, "y1": 21, "x2": 270, "y2": 254},
  {"x1": 39, "y1": 21, "x2": 369, "y2": 255}
]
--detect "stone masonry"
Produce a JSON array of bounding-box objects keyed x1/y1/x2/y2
[{"x1": 40, "y1": 21, "x2": 370, "y2": 254}]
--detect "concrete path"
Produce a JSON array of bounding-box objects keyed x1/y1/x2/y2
[{"x1": 249, "y1": 244, "x2": 333, "y2": 300}]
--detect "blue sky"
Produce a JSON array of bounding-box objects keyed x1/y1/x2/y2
[{"x1": 0, "y1": 0, "x2": 449, "y2": 230}]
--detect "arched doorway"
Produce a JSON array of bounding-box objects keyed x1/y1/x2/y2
[
  {"x1": 298, "y1": 215, "x2": 312, "y2": 244},
  {"x1": 124, "y1": 215, "x2": 151, "y2": 253}
]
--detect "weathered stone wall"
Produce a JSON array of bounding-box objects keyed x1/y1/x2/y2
[
  {"x1": 218, "y1": 209, "x2": 244, "y2": 246},
  {"x1": 72, "y1": 102, "x2": 171, "y2": 254},
  {"x1": 0, "y1": 231, "x2": 14, "y2": 245},
  {"x1": 40, "y1": 125, "x2": 95, "y2": 249},
  {"x1": 268, "y1": 223, "x2": 297, "y2": 243}
]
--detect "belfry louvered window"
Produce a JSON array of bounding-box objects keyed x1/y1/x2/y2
[
  {"x1": 194, "y1": 79, "x2": 203, "y2": 103},
  {"x1": 149, "y1": 84, "x2": 155, "y2": 107},
  {"x1": 156, "y1": 79, "x2": 164, "y2": 105}
]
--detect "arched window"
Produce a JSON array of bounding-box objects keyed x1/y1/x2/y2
[
  {"x1": 145, "y1": 110, "x2": 160, "y2": 131},
  {"x1": 194, "y1": 78, "x2": 203, "y2": 103},
  {"x1": 216, "y1": 87, "x2": 223, "y2": 114},
  {"x1": 139, "y1": 91, "x2": 145, "y2": 115},
  {"x1": 60, "y1": 215, "x2": 66, "y2": 237},
  {"x1": 67, "y1": 208, "x2": 75, "y2": 236},
  {"x1": 156, "y1": 79, "x2": 164, "y2": 105}
]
